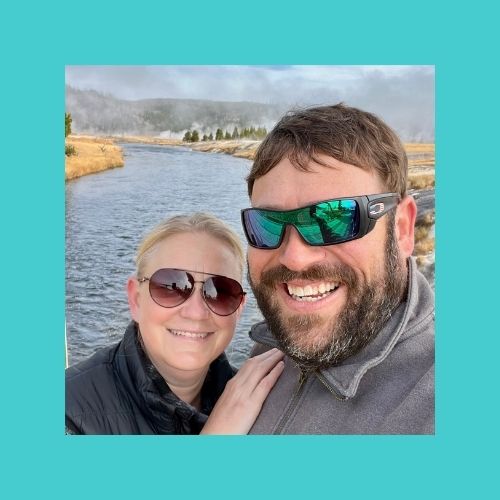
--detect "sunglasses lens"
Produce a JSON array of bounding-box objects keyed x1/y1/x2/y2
[
  {"x1": 203, "y1": 276, "x2": 244, "y2": 316},
  {"x1": 148, "y1": 269, "x2": 193, "y2": 307},
  {"x1": 304, "y1": 199, "x2": 359, "y2": 244},
  {"x1": 242, "y1": 209, "x2": 284, "y2": 249},
  {"x1": 243, "y1": 199, "x2": 360, "y2": 249}
]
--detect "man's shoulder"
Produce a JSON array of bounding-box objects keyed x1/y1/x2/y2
[{"x1": 249, "y1": 320, "x2": 279, "y2": 356}]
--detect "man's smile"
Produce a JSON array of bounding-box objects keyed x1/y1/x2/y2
[{"x1": 286, "y1": 281, "x2": 340, "y2": 302}]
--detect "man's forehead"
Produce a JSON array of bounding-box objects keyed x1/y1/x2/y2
[{"x1": 250, "y1": 156, "x2": 384, "y2": 209}]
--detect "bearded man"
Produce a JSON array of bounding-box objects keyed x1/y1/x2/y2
[{"x1": 241, "y1": 104, "x2": 434, "y2": 434}]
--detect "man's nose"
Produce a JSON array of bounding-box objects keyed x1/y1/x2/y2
[{"x1": 277, "y1": 226, "x2": 327, "y2": 271}]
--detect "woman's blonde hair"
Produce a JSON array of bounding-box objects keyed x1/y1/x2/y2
[{"x1": 135, "y1": 213, "x2": 245, "y2": 279}]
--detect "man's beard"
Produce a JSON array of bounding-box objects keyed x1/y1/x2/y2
[{"x1": 248, "y1": 219, "x2": 408, "y2": 372}]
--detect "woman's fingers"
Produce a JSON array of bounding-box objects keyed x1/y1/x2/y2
[
  {"x1": 234, "y1": 348, "x2": 285, "y2": 388},
  {"x1": 200, "y1": 349, "x2": 286, "y2": 434},
  {"x1": 252, "y1": 358, "x2": 285, "y2": 403}
]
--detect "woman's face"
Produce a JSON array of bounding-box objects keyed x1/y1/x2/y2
[{"x1": 127, "y1": 231, "x2": 244, "y2": 378}]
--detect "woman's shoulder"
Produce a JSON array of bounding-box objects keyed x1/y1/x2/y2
[
  {"x1": 66, "y1": 342, "x2": 119, "y2": 379},
  {"x1": 65, "y1": 342, "x2": 123, "y2": 414}
]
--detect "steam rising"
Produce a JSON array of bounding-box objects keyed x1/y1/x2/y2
[{"x1": 65, "y1": 65, "x2": 434, "y2": 142}]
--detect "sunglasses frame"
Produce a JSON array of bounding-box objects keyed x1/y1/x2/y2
[
  {"x1": 138, "y1": 268, "x2": 246, "y2": 316},
  {"x1": 241, "y1": 192, "x2": 401, "y2": 250}
]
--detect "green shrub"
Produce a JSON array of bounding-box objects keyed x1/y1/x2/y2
[{"x1": 65, "y1": 144, "x2": 76, "y2": 156}]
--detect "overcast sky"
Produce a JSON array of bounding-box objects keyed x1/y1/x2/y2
[{"x1": 65, "y1": 65, "x2": 434, "y2": 139}]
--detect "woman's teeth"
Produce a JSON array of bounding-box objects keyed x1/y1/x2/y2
[
  {"x1": 168, "y1": 329, "x2": 211, "y2": 339},
  {"x1": 286, "y1": 282, "x2": 339, "y2": 302}
]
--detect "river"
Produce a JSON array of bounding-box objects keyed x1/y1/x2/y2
[{"x1": 65, "y1": 143, "x2": 263, "y2": 368}]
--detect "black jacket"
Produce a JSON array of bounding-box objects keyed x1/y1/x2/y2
[{"x1": 65, "y1": 322, "x2": 236, "y2": 434}]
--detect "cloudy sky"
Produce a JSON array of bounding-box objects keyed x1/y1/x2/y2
[{"x1": 66, "y1": 65, "x2": 434, "y2": 140}]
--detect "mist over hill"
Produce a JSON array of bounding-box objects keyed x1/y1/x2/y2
[
  {"x1": 65, "y1": 86, "x2": 287, "y2": 138},
  {"x1": 65, "y1": 85, "x2": 434, "y2": 142}
]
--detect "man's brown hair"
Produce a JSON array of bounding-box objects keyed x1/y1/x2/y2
[{"x1": 247, "y1": 103, "x2": 408, "y2": 198}]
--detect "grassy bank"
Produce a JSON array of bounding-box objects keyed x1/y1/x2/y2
[
  {"x1": 65, "y1": 136, "x2": 124, "y2": 181},
  {"x1": 107, "y1": 135, "x2": 183, "y2": 146}
]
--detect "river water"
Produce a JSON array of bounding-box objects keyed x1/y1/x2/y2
[{"x1": 65, "y1": 143, "x2": 263, "y2": 368}]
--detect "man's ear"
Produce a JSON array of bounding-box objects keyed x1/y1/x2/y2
[
  {"x1": 395, "y1": 195, "x2": 417, "y2": 258},
  {"x1": 127, "y1": 276, "x2": 141, "y2": 322}
]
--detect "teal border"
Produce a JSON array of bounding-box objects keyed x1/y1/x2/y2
[{"x1": 2, "y1": 1, "x2": 498, "y2": 499}]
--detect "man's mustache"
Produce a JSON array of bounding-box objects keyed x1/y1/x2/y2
[{"x1": 259, "y1": 263, "x2": 358, "y2": 288}]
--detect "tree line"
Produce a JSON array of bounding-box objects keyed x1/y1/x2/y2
[{"x1": 183, "y1": 126, "x2": 267, "y2": 143}]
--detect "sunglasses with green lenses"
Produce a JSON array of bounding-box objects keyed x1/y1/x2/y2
[{"x1": 241, "y1": 193, "x2": 400, "y2": 249}]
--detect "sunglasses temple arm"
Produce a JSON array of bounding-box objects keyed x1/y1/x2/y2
[{"x1": 367, "y1": 195, "x2": 400, "y2": 220}]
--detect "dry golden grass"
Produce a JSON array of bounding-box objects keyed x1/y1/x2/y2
[
  {"x1": 415, "y1": 237, "x2": 435, "y2": 255},
  {"x1": 109, "y1": 135, "x2": 183, "y2": 146},
  {"x1": 408, "y1": 173, "x2": 435, "y2": 190},
  {"x1": 65, "y1": 136, "x2": 124, "y2": 180},
  {"x1": 403, "y1": 143, "x2": 435, "y2": 154},
  {"x1": 419, "y1": 212, "x2": 435, "y2": 227},
  {"x1": 414, "y1": 210, "x2": 435, "y2": 260}
]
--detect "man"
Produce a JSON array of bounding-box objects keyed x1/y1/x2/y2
[{"x1": 241, "y1": 104, "x2": 434, "y2": 434}]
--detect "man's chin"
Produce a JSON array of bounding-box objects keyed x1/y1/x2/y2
[{"x1": 268, "y1": 313, "x2": 338, "y2": 371}]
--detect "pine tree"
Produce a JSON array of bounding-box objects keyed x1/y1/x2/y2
[
  {"x1": 191, "y1": 130, "x2": 200, "y2": 142},
  {"x1": 202, "y1": 134, "x2": 208, "y2": 141},
  {"x1": 232, "y1": 127, "x2": 239, "y2": 139},
  {"x1": 65, "y1": 113, "x2": 72, "y2": 138},
  {"x1": 208, "y1": 133, "x2": 214, "y2": 141},
  {"x1": 215, "y1": 128, "x2": 223, "y2": 140},
  {"x1": 183, "y1": 131, "x2": 192, "y2": 142},
  {"x1": 224, "y1": 130, "x2": 231, "y2": 140}
]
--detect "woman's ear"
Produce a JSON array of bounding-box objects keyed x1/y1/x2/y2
[
  {"x1": 395, "y1": 195, "x2": 417, "y2": 258},
  {"x1": 127, "y1": 276, "x2": 141, "y2": 322}
]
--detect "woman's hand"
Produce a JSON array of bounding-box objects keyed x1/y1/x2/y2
[{"x1": 200, "y1": 348, "x2": 285, "y2": 435}]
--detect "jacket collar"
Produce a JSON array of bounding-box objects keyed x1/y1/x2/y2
[
  {"x1": 250, "y1": 258, "x2": 434, "y2": 400},
  {"x1": 117, "y1": 322, "x2": 234, "y2": 433}
]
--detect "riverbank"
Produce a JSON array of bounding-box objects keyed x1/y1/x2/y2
[
  {"x1": 65, "y1": 136, "x2": 124, "y2": 180},
  {"x1": 74, "y1": 135, "x2": 434, "y2": 191}
]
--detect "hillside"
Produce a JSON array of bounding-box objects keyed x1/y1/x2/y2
[{"x1": 65, "y1": 86, "x2": 287, "y2": 137}]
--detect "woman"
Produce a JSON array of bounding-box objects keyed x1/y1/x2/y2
[{"x1": 65, "y1": 213, "x2": 284, "y2": 434}]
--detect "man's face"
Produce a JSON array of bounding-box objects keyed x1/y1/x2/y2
[{"x1": 247, "y1": 155, "x2": 408, "y2": 371}]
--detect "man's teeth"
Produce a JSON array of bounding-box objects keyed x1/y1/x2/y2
[
  {"x1": 286, "y1": 282, "x2": 339, "y2": 301},
  {"x1": 169, "y1": 329, "x2": 210, "y2": 339}
]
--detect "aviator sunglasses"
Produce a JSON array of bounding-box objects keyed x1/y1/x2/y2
[
  {"x1": 241, "y1": 193, "x2": 400, "y2": 249},
  {"x1": 138, "y1": 268, "x2": 246, "y2": 316}
]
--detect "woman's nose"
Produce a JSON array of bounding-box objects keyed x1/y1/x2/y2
[
  {"x1": 179, "y1": 284, "x2": 211, "y2": 320},
  {"x1": 278, "y1": 226, "x2": 327, "y2": 271}
]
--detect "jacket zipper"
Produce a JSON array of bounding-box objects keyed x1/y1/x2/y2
[
  {"x1": 252, "y1": 332, "x2": 348, "y2": 427},
  {"x1": 315, "y1": 371, "x2": 348, "y2": 402},
  {"x1": 273, "y1": 368, "x2": 308, "y2": 434}
]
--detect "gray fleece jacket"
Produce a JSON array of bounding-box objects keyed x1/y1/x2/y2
[{"x1": 249, "y1": 258, "x2": 435, "y2": 434}]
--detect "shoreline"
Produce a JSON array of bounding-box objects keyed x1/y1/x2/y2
[
  {"x1": 65, "y1": 136, "x2": 124, "y2": 181},
  {"x1": 67, "y1": 134, "x2": 435, "y2": 185}
]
